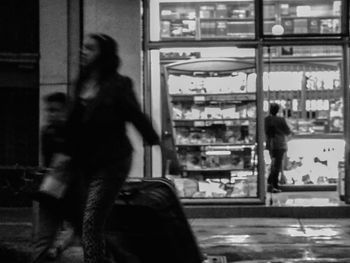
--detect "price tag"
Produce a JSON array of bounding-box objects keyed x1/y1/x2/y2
[{"x1": 194, "y1": 96, "x2": 205, "y2": 103}]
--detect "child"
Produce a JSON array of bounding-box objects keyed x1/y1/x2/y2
[{"x1": 32, "y1": 92, "x2": 76, "y2": 262}]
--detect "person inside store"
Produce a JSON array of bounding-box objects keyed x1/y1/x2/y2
[
  {"x1": 31, "y1": 92, "x2": 76, "y2": 262},
  {"x1": 61, "y1": 33, "x2": 161, "y2": 263},
  {"x1": 265, "y1": 103, "x2": 292, "y2": 193}
]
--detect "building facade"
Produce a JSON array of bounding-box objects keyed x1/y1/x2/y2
[{"x1": 1, "y1": 0, "x2": 350, "y2": 207}]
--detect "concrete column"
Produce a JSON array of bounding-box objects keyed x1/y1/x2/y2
[
  {"x1": 39, "y1": 0, "x2": 81, "y2": 140},
  {"x1": 84, "y1": 0, "x2": 144, "y2": 178},
  {"x1": 35, "y1": 0, "x2": 81, "y2": 237}
]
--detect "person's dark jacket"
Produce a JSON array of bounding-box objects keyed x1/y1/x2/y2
[
  {"x1": 264, "y1": 115, "x2": 291, "y2": 151},
  {"x1": 41, "y1": 124, "x2": 67, "y2": 167},
  {"x1": 65, "y1": 73, "x2": 160, "y2": 168}
]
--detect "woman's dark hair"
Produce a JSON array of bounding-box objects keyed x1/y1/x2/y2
[
  {"x1": 87, "y1": 33, "x2": 121, "y2": 75},
  {"x1": 269, "y1": 103, "x2": 280, "y2": 115},
  {"x1": 75, "y1": 33, "x2": 121, "y2": 97}
]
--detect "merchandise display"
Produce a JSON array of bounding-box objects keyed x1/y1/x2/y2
[
  {"x1": 163, "y1": 58, "x2": 258, "y2": 198},
  {"x1": 263, "y1": 0, "x2": 342, "y2": 35},
  {"x1": 156, "y1": 0, "x2": 343, "y2": 40},
  {"x1": 166, "y1": 171, "x2": 257, "y2": 198},
  {"x1": 159, "y1": 1, "x2": 255, "y2": 40},
  {"x1": 149, "y1": 1, "x2": 348, "y2": 203}
]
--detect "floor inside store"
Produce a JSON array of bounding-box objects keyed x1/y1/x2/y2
[{"x1": 266, "y1": 190, "x2": 345, "y2": 207}]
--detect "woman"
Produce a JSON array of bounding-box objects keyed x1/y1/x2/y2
[{"x1": 65, "y1": 33, "x2": 160, "y2": 262}]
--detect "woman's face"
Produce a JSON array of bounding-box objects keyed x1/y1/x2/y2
[{"x1": 81, "y1": 36, "x2": 101, "y2": 68}]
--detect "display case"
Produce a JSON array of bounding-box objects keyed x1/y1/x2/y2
[
  {"x1": 162, "y1": 58, "x2": 258, "y2": 199},
  {"x1": 150, "y1": 0, "x2": 255, "y2": 41},
  {"x1": 263, "y1": 0, "x2": 343, "y2": 35}
]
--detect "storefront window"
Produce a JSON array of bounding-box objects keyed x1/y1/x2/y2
[
  {"x1": 150, "y1": 0, "x2": 255, "y2": 41},
  {"x1": 150, "y1": 47, "x2": 258, "y2": 199},
  {"x1": 263, "y1": 45, "x2": 345, "y2": 187},
  {"x1": 263, "y1": 0, "x2": 342, "y2": 36}
]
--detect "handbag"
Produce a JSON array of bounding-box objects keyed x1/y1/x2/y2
[
  {"x1": 39, "y1": 170, "x2": 68, "y2": 199},
  {"x1": 38, "y1": 154, "x2": 71, "y2": 200}
]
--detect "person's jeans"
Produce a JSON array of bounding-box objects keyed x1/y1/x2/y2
[{"x1": 268, "y1": 149, "x2": 286, "y2": 189}]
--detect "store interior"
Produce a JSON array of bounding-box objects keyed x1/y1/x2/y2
[{"x1": 148, "y1": 0, "x2": 347, "y2": 205}]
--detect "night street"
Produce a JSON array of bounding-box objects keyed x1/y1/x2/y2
[{"x1": 1, "y1": 208, "x2": 350, "y2": 262}]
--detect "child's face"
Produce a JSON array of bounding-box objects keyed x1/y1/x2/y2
[{"x1": 45, "y1": 102, "x2": 66, "y2": 125}]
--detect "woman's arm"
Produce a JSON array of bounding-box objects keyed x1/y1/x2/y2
[{"x1": 120, "y1": 77, "x2": 160, "y2": 145}]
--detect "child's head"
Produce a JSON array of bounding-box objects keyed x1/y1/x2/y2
[{"x1": 44, "y1": 92, "x2": 67, "y2": 125}]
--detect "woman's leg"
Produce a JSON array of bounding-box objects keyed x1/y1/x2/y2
[{"x1": 82, "y1": 159, "x2": 131, "y2": 263}]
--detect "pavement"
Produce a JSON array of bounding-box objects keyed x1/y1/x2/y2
[{"x1": 1, "y1": 208, "x2": 350, "y2": 262}]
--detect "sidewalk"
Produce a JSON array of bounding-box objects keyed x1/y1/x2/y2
[
  {"x1": 1, "y1": 209, "x2": 350, "y2": 262},
  {"x1": 190, "y1": 218, "x2": 350, "y2": 262}
]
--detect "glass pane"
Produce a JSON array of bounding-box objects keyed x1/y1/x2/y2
[
  {"x1": 263, "y1": 45, "x2": 345, "y2": 188},
  {"x1": 150, "y1": 0, "x2": 255, "y2": 41},
  {"x1": 152, "y1": 47, "x2": 258, "y2": 199},
  {"x1": 263, "y1": 0, "x2": 342, "y2": 35}
]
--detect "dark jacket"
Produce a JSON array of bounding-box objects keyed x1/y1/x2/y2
[
  {"x1": 65, "y1": 73, "x2": 160, "y2": 168},
  {"x1": 41, "y1": 124, "x2": 67, "y2": 167},
  {"x1": 264, "y1": 115, "x2": 291, "y2": 151}
]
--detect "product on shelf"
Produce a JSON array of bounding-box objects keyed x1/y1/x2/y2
[
  {"x1": 166, "y1": 171, "x2": 257, "y2": 198},
  {"x1": 168, "y1": 73, "x2": 249, "y2": 95},
  {"x1": 159, "y1": 1, "x2": 255, "y2": 40},
  {"x1": 263, "y1": 0, "x2": 342, "y2": 35}
]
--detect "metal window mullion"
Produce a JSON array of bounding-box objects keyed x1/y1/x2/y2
[
  {"x1": 343, "y1": 42, "x2": 350, "y2": 203},
  {"x1": 256, "y1": 42, "x2": 265, "y2": 201}
]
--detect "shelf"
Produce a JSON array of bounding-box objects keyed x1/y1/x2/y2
[
  {"x1": 161, "y1": 37, "x2": 196, "y2": 40},
  {"x1": 161, "y1": 18, "x2": 196, "y2": 22},
  {"x1": 176, "y1": 143, "x2": 255, "y2": 148},
  {"x1": 280, "y1": 16, "x2": 340, "y2": 20},
  {"x1": 265, "y1": 89, "x2": 341, "y2": 100},
  {"x1": 170, "y1": 93, "x2": 256, "y2": 102},
  {"x1": 183, "y1": 168, "x2": 252, "y2": 172},
  {"x1": 291, "y1": 133, "x2": 344, "y2": 140},
  {"x1": 200, "y1": 35, "x2": 255, "y2": 39},
  {"x1": 279, "y1": 184, "x2": 337, "y2": 192},
  {"x1": 199, "y1": 17, "x2": 254, "y2": 21},
  {"x1": 267, "y1": 56, "x2": 342, "y2": 63},
  {"x1": 173, "y1": 118, "x2": 253, "y2": 127}
]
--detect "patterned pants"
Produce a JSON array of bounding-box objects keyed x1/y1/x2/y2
[{"x1": 82, "y1": 158, "x2": 131, "y2": 263}]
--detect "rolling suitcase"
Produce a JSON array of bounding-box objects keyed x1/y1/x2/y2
[{"x1": 105, "y1": 177, "x2": 204, "y2": 263}]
